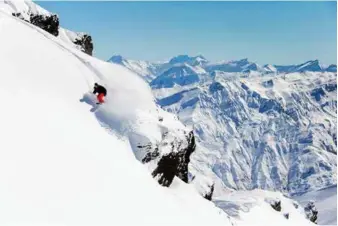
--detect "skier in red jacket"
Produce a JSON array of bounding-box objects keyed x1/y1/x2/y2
[{"x1": 93, "y1": 83, "x2": 107, "y2": 104}]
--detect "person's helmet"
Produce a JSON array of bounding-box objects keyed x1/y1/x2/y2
[{"x1": 94, "y1": 82, "x2": 98, "y2": 86}]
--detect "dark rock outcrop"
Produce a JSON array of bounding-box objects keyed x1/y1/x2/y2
[
  {"x1": 262, "y1": 79, "x2": 274, "y2": 88},
  {"x1": 203, "y1": 183, "x2": 215, "y2": 201},
  {"x1": 12, "y1": 12, "x2": 26, "y2": 21},
  {"x1": 30, "y1": 14, "x2": 59, "y2": 36},
  {"x1": 12, "y1": 11, "x2": 59, "y2": 36},
  {"x1": 304, "y1": 201, "x2": 318, "y2": 224},
  {"x1": 209, "y1": 82, "x2": 224, "y2": 92},
  {"x1": 151, "y1": 131, "x2": 196, "y2": 187},
  {"x1": 74, "y1": 34, "x2": 94, "y2": 56},
  {"x1": 12, "y1": 10, "x2": 93, "y2": 56},
  {"x1": 283, "y1": 213, "x2": 289, "y2": 219},
  {"x1": 270, "y1": 200, "x2": 282, "y2": 212},
  {"x1": 310, "y1": 87, "x2": 326, "y2": 101}
]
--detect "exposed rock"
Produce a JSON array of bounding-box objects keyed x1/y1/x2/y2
[
  {"x1": 304, "y1": 201, "x2": 318, "y2": 224},
  {"x1": 74, "y1": 34, "x2": 94, "y2": 56},
  {"x1": 12, "y1": 12, "x2": 26, "y2": 21},
  {"x1": 203, "y1": 183, "x2": 215, "y2": 201},
  {"x1": 270, "y1": 200, "x2": 282, "y2": 212},
  {"x1": 151, "y1": 131, "x2": 196, "y2": 187},
  {"x1": 262, "y1": 79, "x2": 274, "y2": 88},
  {"x1": 283, "y1": 213, "x2": 289, "y2": 219},
  {"x1": 141, "y1": 144, "x2": 159, "y2": 163},
  {"x1": 310, "y1": 87, "x2": 326, "y2": 102},
  {"x1": 30, "y1": 14, "x2": 59, "y2": 36},
  {"x1": 209, "y1": 82, "x2": 224, "y2": 92}
]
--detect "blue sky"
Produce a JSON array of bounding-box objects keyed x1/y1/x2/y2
[{"x1": 37, "y1": 1, "x2": 337, "y2": 65}]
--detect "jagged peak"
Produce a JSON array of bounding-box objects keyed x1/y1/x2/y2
[
  {"x1": 108, "y1": 54, "x2": 125, "y2": 63},
  {"x1": 169, "y1": 54, "x2": 208, "y2": 65}
]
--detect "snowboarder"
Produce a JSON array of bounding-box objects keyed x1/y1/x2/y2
[{"x1": 93, "y1": 82, "x2": 107, "y2": 104}]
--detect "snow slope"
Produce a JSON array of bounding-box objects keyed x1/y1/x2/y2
[
  {"x1": 0, "y1": 0, "x2": 91, "y2": 53},
  {"x1": 0, "y1": 2, "x2": 330, "y2": 225},
  {"x1": 214, "y1": 189, "x2": 315, "y2": 226},
  {"x1": 294, "y1": 185, "x2": 337, "y2": 225},
  {"x1": 0, "y1": 8, "x2": 234, "y2": 226}
]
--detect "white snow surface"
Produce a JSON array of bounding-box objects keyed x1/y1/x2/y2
[
  {"x1": 0, "y1": 1, "x2": 333, "y2": 226},
  {"x1": 0, "y1": 0, "x2": 88, "y2": 51},
  {"x1": 0, "y1": 8, "x2": 233, "y2": 226},
  {"x1": 214, "y1": 189, "x2": 315, "y2": 226}
]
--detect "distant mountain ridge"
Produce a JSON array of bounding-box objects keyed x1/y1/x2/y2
[
  {"x1": 108, "y1": 54, "x2": 337, "y2": 82},
  {"x1": 108, "y1": 53, "x2": 337, "y2": 197}
]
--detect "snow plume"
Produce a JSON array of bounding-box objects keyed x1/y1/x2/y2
[
  {"x1": 0, "y1": 2, "x2": 234, "y2": 226},
  {"x1": 0, "y1": 1, "x2": 332, "y2": 226}
]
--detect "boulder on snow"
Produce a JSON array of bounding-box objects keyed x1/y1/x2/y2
[
  {"x1": 151, "y1": 131, "x2": 196, "y2": 187},
  {"x1": 30, "y1": 14, "x2": 59, "y2": 36},
  {"x1": 12, "y1": 12, "x2": 26, "y2": 21},
  {"x1": 270, "y1": 199, "x2": 282, "y2": 212},
  {"x1": 203, "y1": 183, "x2": 215, "y2": 201},
  {"x1": 283, "y1": 213, "x2": 289, "y2": 219},
  {"x1": 304, "y1": 201, "x2": 318, "y2": 224},
  {"x1": 74, "y1": 34, "x2": 94, "y2": 56}
]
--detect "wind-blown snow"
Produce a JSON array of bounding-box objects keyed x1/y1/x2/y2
[
  {"x1": 0, "y1": 8, "x2": 232, "y2": 226},
  {"x1": 1, "y1": 1, "x2": 334, "y2": 225}
]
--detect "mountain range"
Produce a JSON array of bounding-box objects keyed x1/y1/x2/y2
[
  {"x1": 109, "y1": 54, "x2": 337, "y2": 197},
  {"x1": 108, "y1": 54, "x2": 337, "y2": 83},
  {"x1": 0, "y1": 0, "x2": 336, "y2": 225}
]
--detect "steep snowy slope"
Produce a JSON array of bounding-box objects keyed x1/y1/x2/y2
[
  {"x1": 294, "y1": 185, "x2": 337, "y2": 225},
  {"x1": 214, "y1": 189, "x2": 315, "y2": 226},
  {"x1": 0, "y1": 0, "x2": 93, "y2": 55},
  {"x1": 0, "y1": 9, "x2": 236, "y2": 226}
]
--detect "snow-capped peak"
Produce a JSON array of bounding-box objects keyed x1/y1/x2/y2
[
  {"x1": 295, "y1": 60, "x2": 322, "y2": 72},
  {"x1": 169, "y1": 54, "x2": 208, "y2": 66},
  {"x1": 263, "y1": 64, "x2": 277, "y2": 73},
  {"x1": 108, "y1": 54, "x2": 125, "y2": 64}
]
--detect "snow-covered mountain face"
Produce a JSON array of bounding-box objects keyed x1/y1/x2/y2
[
  {"x1": 111, "y1": 55, "x2": 336, "y2": 77},
  {"x1": 108, "y1": 55, "x2": 161, "y2": 82},
  {"x1": 165, "y1": 72, "x2": 337, "y2": 196},
  {"x1": 0, "y1": 2, "x2": 236, "y2": 225},
  {"x1": 109, "y1": 54, "x2": 337, "y2": 197},
  {"x1": 0, "y1": 0, "x2": 93, "y2": 55},
  {"x1": 0, "y1": 1, "x2": 330, "y2": 225}
]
